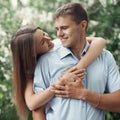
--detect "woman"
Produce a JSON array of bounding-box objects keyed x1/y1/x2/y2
[{"x1": 11, "y1": 26, "x2": 106, "y2": 120}]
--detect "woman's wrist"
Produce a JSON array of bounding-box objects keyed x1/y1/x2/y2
[
  {"x1": 47, "y1": 86, "x2": 55, "y2": 96},
  {"x1": 72, "y1": 64, "x2": 84, "y2": 70}
]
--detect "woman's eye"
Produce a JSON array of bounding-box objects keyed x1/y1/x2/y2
[
  {"x1": 41, "y1": 39, "x2": 45, "y2": 45},
  {"x1": 40, "y1": 38, "x2": 45, "y2": 45}
]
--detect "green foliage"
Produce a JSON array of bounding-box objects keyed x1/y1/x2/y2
[
  {"x1": 87, "y1": 1, "x2": 120, "y2": 118},
  {"x1": 0, "y1": 0, "x2": 119, "y2": 120},
  {"x1": 0, "y1": 0, "x2": 22, "y2": 119},
  {"x1": 87, "y1": 0, "x2": 120, "y2": 66}
]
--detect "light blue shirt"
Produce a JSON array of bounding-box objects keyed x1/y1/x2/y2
[{"x1": 34, "y1": 40, "x2": 120, "y2": 120}]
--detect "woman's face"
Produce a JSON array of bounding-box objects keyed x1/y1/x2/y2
[{"x1": 34, "y1": 29, "x2": 54, "y2": 55}]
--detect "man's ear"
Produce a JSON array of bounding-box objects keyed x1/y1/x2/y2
[{"x1": 80, "y1": 20, "x2": 87, "y2": 30}]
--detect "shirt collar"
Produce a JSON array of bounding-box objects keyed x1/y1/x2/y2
[
  {"x1": 59, "y1": 41, "x2": 90, "y2": 59},
  {"x1": 81, "y1": 41, "x2": 90, "y2": 57},
  {"x1": 59, "y1": 47, "x2": 71, "y2": 59}
]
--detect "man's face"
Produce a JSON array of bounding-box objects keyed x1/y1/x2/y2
[{"x1": 55, "y1": 14, "x2": 84, "y2": 48}]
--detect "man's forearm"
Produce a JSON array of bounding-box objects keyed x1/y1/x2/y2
[
  {"x1": 51, "y1": 81, "x2": 120, "y2": 112},
  {"x1": 82, "y1": 89, "x2": 120, "y2": 112}
]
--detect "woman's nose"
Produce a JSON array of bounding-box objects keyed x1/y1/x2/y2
[{"x1": 44, "y1": 34, "x2": 51, "y2": 40}]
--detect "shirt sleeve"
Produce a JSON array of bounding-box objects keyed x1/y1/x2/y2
[
  {"x1": 106, "y1": 51, "x2": 120, "y2": 92},
  {"x1": 33, "y1": 56, "x2": 50, "y2": 93}
]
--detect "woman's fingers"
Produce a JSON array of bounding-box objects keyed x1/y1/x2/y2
[
  {"x1": 50, "y1": 84, "x2": 68, "y2": 96},
  {"x1": 72, "y1": 69, "x2": 85, "y2": 74},
  {"x1": 51, "y1": 84, "x2": 65, "y2": 90}
]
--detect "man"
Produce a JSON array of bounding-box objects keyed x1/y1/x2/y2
[{"x1": 34, "y1": 3, "x2": 120, "y2": 120}]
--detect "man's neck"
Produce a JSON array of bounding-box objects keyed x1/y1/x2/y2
[{"x1": 70, "y1": 41, "x2": 86, "y2": 59}]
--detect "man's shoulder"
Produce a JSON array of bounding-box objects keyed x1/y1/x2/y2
[
  {"x1": 101, "y1": 49, "x2": 113, "y2": 57},
  {"x1": 99, "y1": 48, "x2": 115, "y2": 63}
]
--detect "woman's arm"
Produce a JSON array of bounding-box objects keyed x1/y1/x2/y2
[
  {"x1": 32, "y1": 107, "x2": 46, "y2": 120},
  {"x1": 24, "y1": 79, "x2": 54, "y2": 110},
  {"x1": 77, "y1": 37, "x2": 106, "y2": 68},
  {"x1": 68, "y1": 37, "x2": 106, "y2": 71}
]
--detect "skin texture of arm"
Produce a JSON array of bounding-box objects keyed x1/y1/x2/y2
[
  {"x1": 79, "y1": 37, "x2": 106, "y2": 68},
  {"x1": 68, "y1": 37, "x2": 106, "y2": 70},
  {"x1": 32, "y1": 107, "x2": 46, "y2": 120},
  {"x1": 51, "y1": 81, "x2": 120, "y2": 112},
  {"x1": 25, "y1": 69, "x2": 85, "y2": 110},
  {"x1": 83, "y1": 89, "x2": 120, "y2": 112},
  {"x1": 24, "y1": 79, "x2": 54, "y2": 111}
]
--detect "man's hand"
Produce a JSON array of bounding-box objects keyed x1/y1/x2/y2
[
  {"x1": 50, "y1": 66, "x2": 86, "y2": 99},
  {"x1": 50, "y1": 78, "x2": 86, "y2": 100}
]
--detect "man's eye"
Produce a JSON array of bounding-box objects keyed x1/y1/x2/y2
[
  {"x1": 55, "y1": 27, "x2": 59, "y2": 31},
  {"x1": 62, "y1": 26, "x2": 68, "y2": 29}
]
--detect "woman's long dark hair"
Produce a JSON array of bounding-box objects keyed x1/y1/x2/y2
[{"x1": 11, "y1": 26, "x2": 41, "y2": 120}]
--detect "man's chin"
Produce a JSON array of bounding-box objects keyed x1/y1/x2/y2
[{"x1": 62, "y1": 43, "x2": 69, "y2": 48}]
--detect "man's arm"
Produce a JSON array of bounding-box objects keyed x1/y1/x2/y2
[
  {"x1": 51, "y1": 80, "x2": 120, "y2": 112},
  {"x1": 83, "y1": 89, "x2": 120, "y2": 112},
  {"x1": 51, "y1": 50, "x2": 120, "y2": 112}
]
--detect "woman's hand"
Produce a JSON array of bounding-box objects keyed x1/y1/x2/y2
[
  {"x1": 61, "y1": 67, "x2": 86, "y2": 83},
  {"x1": 57, "y1": 68, "x2": 86, "y2": 85}
]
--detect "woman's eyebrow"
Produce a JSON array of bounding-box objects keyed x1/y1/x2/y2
[
  {"x1": 43, "y1": 32, "x2": 45, "y2": 36},
  {"x1": 40, "y1": 34, "x2": 45, "y2": 43},
  {"x1": 37, "y1": 26, "x2": 42, "y2": 30}
]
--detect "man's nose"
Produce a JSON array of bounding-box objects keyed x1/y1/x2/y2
[{"x1": 57, "y1": 29, "x2": 64, "y2": 38}]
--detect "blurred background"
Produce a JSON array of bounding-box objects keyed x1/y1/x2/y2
[{"x1": 0, "y1": 0, "x2": 120, "y2": 119}]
